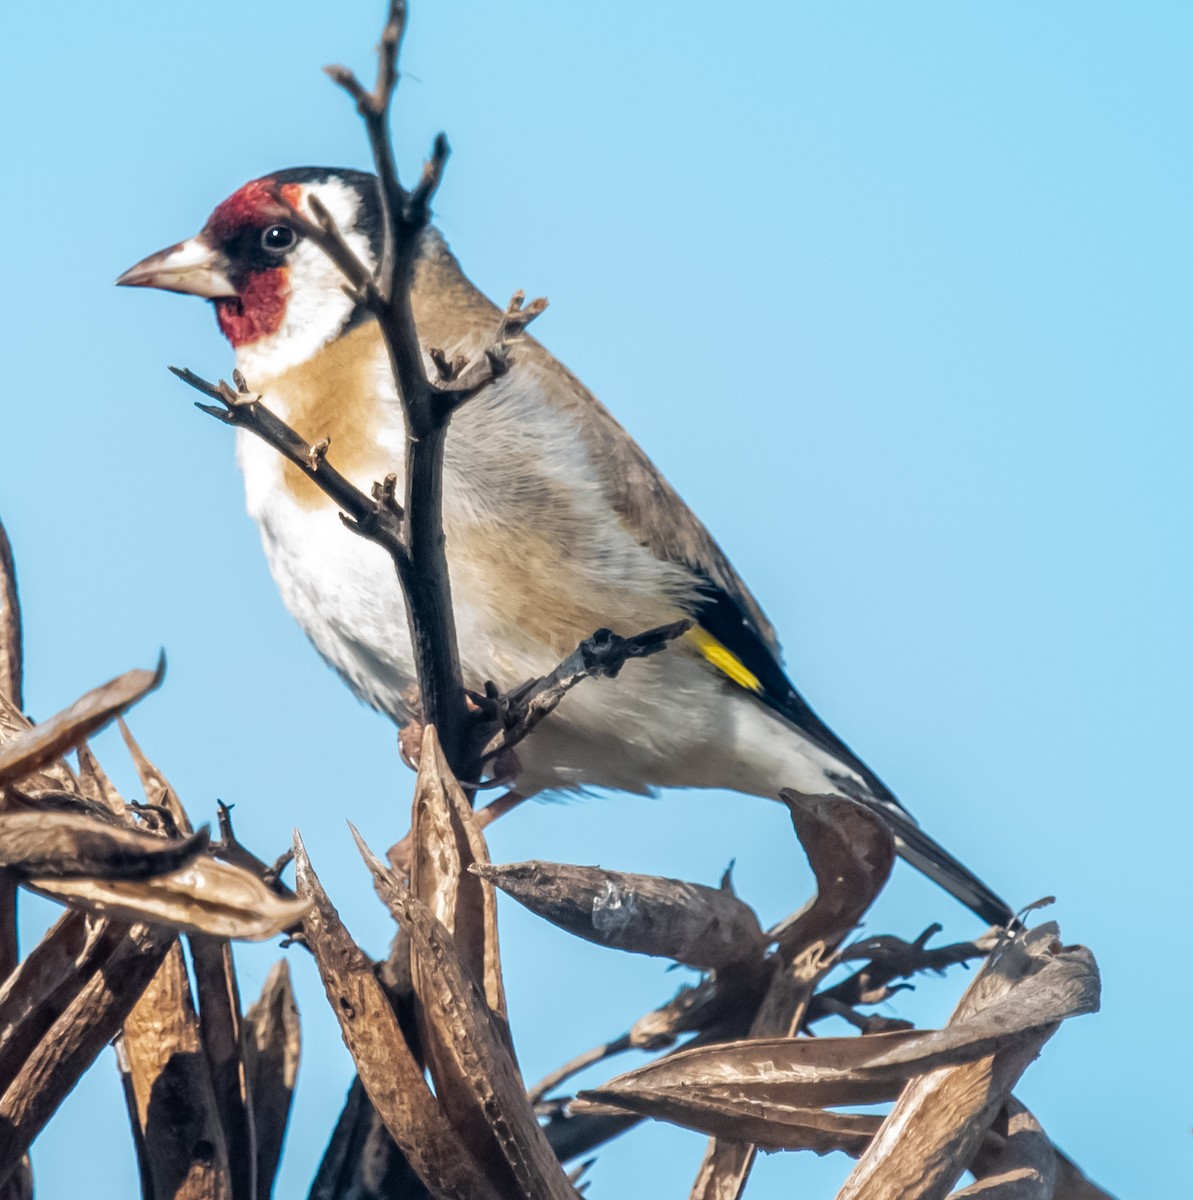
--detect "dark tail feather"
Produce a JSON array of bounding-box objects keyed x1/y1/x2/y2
[
  {"x1": 857, "y1": 797, "x2": 1015, "y2": 927},
  {"x1": 745, "y1": 654, "x2": 1016, "y2": 927}
]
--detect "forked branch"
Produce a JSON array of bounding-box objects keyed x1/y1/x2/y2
[{"x1": 173, "y1": 0, "x2": 543, "y2": 783}]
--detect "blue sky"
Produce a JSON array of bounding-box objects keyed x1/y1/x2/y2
[{"x1": 2, "y1": 2, "x2": 1190, "y2": 1196}]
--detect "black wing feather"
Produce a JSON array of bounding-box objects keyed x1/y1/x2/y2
[{"x1": 692, "y1": 578, "x2": 901, "y2": 809}]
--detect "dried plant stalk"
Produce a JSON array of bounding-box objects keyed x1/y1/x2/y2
[
  {"x1": 118, "y1": 717, "x2": 189, "y2": 826},
  {"x1": 690, "y1": 793, "x2": 896, "y2": 1199},
  {"x1": 0, "y1": 913, "x2": 125, "y2": 1089},
  {"x1": 308, "y1": 1076, "x2": 433, "y2": 1200},
  {"x1": 120, "y1": 941, "x2": 232, "y2": 1200},
  {"x1": 952, "y1": 1100, "x2": 1056, "y2": 1199},
  {"x1": 0, "y1": 519, "x2": 20, "y2": 712},
  {"x1": 294, "y1": 831, "x2": 502, "y2": 1200},
  {"x1": 0, "y1": 811, "x2": 208, "y2": 879},
  {"x1": 190, "y1": 935, "x2": 255, "y2": 1200},
  {"x1": 76, "y1": 740, "x2": 126, "y2": 816},
  {"x1": 354, "y1": 827, "x2": 578, "y2": 1200},
  {"x1": 30, "y1": 853, "x2": 309, "y2": 940},
  {"x1": 410, "y1": 725, "x2": 507, "y2": 1020},
  {"x1": 244, "y1": 960, "x2": 301, "y2": 1200},
  {"x1": 0, "y1": 923, "x2": 174, "y2": 1188},
  {"x1": 835, "y1": 925, "x2": 1099, "y2": 1200}
]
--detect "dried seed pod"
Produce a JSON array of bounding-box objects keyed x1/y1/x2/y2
[
  {"x1": 0, "y1": 812, "x2": 207, "y2": 880},
  {"x1": 474, "y1": 861, "x2": 766, "y2": 971},
  {"x1": 0, "y1": 661, "x2": 163, "y2": 789},
  {"x1": 30, "y1": 854, "x2": 308, "y2": 941},
  {"x1": 244, "y1": 960, "x2": 301, "y2": 1200},
  {"x1": 773, "y1": 791, "x2": 895, "y2": 956},
  {"x1": 577, "y1": 924, "x2": 1099, "y2": 1160}
]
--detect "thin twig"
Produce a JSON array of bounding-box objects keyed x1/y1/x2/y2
[
  {"x1": 211, "y1": 800, "x2": 299, "y2": 900},
  {"x1": 473, "y1": 621, "x2": 691, "y2": 764},
  {"x1": 169, "y1": 368, "x2": 406, "y2": 558},
  {"x1": 805, "y1": 926, "x2": 992, "y2": 1028},
  {"x1": 529, "y1": 1035, "x2": 633, "y2": 1106}
]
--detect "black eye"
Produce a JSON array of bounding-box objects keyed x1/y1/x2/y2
[{"x1": 261, "y1": 225, "x2": 296, "y2": 254}]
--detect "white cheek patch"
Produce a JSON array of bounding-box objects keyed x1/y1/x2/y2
[{"x1": 234, "y1": 177, "x2": 377, "y2": 382}]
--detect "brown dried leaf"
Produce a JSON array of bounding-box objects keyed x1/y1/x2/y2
[
  {"x1": 835, "y1": 924, "x2": 1100, "y2": 1200},
  {"x1": 308, "y1": 1075, "x2": 437, "y2": 1200},
  {"x1": 189, "y1": 935, "x2": 254, "y2": 1200},
  {"x1": 352, "y1": 827, "x2": 578, "y2": 1200},
  {"x1": 689, "y1": 795, "x2": 889, "y2": 1200},
  {"x1": 244, "y1": 960, "x2": 300, "y2": 1200},
  {"x1": 0, "y1": 1157, "x2": 30, "y2": 1200},
  {"x1": 118, "y1": 717, "x2": 190, "y2": 831},
  {"x1": 775, "y1": 791, "x2": 895, "y2": 955},
  {"x1": 30, "y1": 853, "x2": 309, "y2": 940},
  {"x1": 0, "y1": 911, "x2": 122, "y2": 1088},
  {"x1": 76, "y1": 741, "x2": 128, "y2": 816},
  {"x1": 0, "y1": 518, "x2": 21, "y2": 711},
  {"x1": 411, "y1": 724, "x2": 507, "y2": 1021},
  {"x1": 577, "y1": 927, "x2": 1097, "y2": 1138},
  {"x1": 0, "y1": 811, "x2": 208, "y2": 879},
  {"x1": 0, "y1": 661, "x2": 164, "y2": 790},
  {"x1": 0, "y1": 921, "x2": 174, "y2": 1188},
  {"x1": 119, "y1": 940, "x2": 232, "y2": 1200},
  {"x1": 0, "y1": 691, "x2": 80, "y2": 797},
  {"x1": 953, "y1": 1100, "x2": 1056, "y2": 1198},
  {"x1": 293, "y1": 830, "x2": 501, "y2": 1200},
  {"x1": 408, "y1": 725, "x2": 517, "y2": 1182},
  {"x1": 1050, "y1": 1151, "x2": 1121, "y2": 1200},
  {"x1": 0, "y1": 874, "x2": 14, "y2": 986},
  {"x1": 689, "y1": 1138, "x2": 755, "y2": 1200},
  {"x1": 474, "y1": 860, "x2": 766, "y2": 971}
]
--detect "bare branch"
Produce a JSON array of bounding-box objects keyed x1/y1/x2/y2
[
  {"x1": 529, "y1": 1035, "x2": 633, "y2": 1107},
  {"x1": 213, "y1": 800, "x2": 299, "y2": 899},
  {"x1": 169, "y1": 367, "x2": 407, "y2": 556},
  {"x1": 806, "y1": 927, "x2": 993, "y2": 1029}
]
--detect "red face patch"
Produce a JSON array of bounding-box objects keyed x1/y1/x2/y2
[
  {"x1": 205, "y1": 179, "x2": 302, "y2": 348},
  {"x1": 214, "y1": 272, "x2": 288, "y2": 347}
]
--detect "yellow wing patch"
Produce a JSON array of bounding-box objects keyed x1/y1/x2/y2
[{"x1": 686, "y1": 627, "x2": 762, "y2": 694}]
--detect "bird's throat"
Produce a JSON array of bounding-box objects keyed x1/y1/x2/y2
[
  {"x1": 215, "y1": 268, "x2": 289, "y2": 347},
  {"x1": 249, "y1": 322, "x2": 390, "y2": 509}
]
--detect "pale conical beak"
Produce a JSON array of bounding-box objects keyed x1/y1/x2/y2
[{"x1": 116, "y1": 237, "x2": 237, "y2": 298}]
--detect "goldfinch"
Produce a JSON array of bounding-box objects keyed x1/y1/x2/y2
[{"x1": 118, "y1": 168, "x2": 1013, "y2": 926}]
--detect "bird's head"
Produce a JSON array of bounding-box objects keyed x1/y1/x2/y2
[{"x1": 118, "y1": 167, "x2": 382, "y2": 376}]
